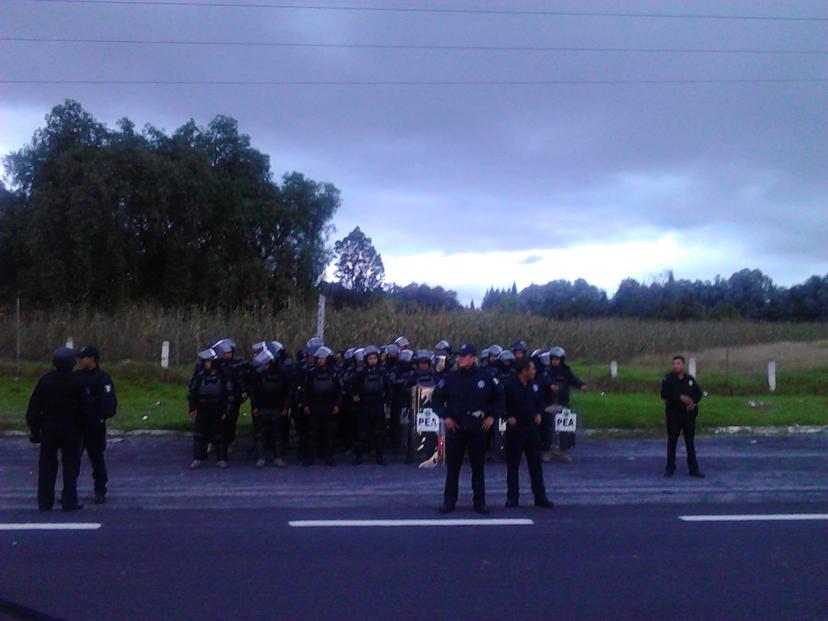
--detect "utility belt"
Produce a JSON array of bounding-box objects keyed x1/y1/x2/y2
[{"x1": 459, "y1": 409, "x2": 486, "y2": 432}]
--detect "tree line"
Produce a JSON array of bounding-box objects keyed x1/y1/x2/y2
[
  {"x1": 482, "y1": 270, "x2": 828, "y2": 321},
  {"x1": 2, "y1": 100, "x2": 824, "y2": 320}
]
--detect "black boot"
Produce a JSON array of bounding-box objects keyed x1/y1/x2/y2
[{"x1": 438, "y1": 501, "x2": 456, "y2": 514}]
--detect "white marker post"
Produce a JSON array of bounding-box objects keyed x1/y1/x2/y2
[
  {"x1": 161, "y1": 341, "x2": 170, "y2": 369},
  {"x1": 768, "y1": 360, "x2": 777, "y2": 393},
  {"x1": 65, "y1": 337, "x2": 74, "y2": 350},
  {"x1": 317, "y1": 293, "x2": 326, "y2": 342},
  {"x1": 689, "y1": 357, "x2": 697, "y2": 378},
  {"x1": 609, "y1": 360, "x2": 618, "y2": 379}
]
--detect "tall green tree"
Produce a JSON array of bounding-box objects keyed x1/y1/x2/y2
[
  {"x1": 0, "y1": 100, "x2": 340, "y2": 308},
  {"x1": 333, "y1": 226, "x2": 385, "y2": 293}
]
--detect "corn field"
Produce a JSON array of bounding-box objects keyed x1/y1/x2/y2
[{"x1": 2, "y1": 303, "x2": 827, "y2": 366}]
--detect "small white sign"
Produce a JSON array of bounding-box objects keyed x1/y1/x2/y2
[
  {"x1": 416, "y1": 409, "x2": 441, "y2": 434},
  {"x1": 555, "y1": 409, "x2": 577, "y2": 432},
  {"x1": 498, "y1": 418, "x2": 507, "y2": 432}
]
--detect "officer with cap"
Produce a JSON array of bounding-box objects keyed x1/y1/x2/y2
[
  {"x1": 26, "y1": 347, "x2": 91, "y2": 511},
  {"x1": 503, "y1": 359, "x2": 553, "y2": 508},
  {"x1": 76, "y1": 346, "x2": 117, "y2": 504},
  {"x1": 432, "y1": 343, "x2": 504, "y2": 515}
]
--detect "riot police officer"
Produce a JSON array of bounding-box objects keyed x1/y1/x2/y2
[
  {"x1": 250, "y1": 342, "x2": 292, "y2": 468},
  {"x1": 485, "y1": 349, "x2": 516, "y2": 460},
  {"x1": 486, "y1": 345, "x2": 504, "y2": 371},
  {"x1": 26, "y1": 347, "x2": 90, "y2": 511},
  {"x1": 350, "y1": 345, "x2": 389, "y2": 465},
  {"x1": 393, "y1": 336, "x2": 411, "y2": 351},
  {"x1": 188, "y1": 347, "x2": 235, "y2": 469},
  {"x1": 387, "y1": 347, "x2": 414, "y2": 455},
  {"x1": 409, "y1": 350, "x2": 436, "y2": 388},
  {"x1": 76, "y1": 346, "x2": 117, "y2": 504},
  {"x1": 211, "y1": 339, "x2": 248, "y2": 456},
  {"x1": 433, "y1": 340, "x2": 453, "y2": 379},
  {"x1": 503, "y1": 359, "x2": 553, "y2": 508},
  {"x1": 301, "y1": 346, "x2": 342, "y2": 466},
  {"x1": 432, "y1": 343, "x2": 504, "y2": 515},
  {"x1": 661, "y1": 355, "x2": 705, "y2": 478},
  {"x1": 542, "y1": 346, "x2": 587, "y2": 463},
  {"x1": 511, "y1": 340, "x2": 529, "y2": 361}
]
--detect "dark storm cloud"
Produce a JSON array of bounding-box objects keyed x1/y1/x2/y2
[{"x1": 1, "y1": 0, "x2": 826, "y2": 289}]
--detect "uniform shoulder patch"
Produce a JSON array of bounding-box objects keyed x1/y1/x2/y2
[
  {"x1": 532, "y1": 383, "x2": 539, "y2": 392},
  {"x1": 104, "y1": 384, "x2": 112, "y2": 393},
  {"x1": 437, "y1": 379, "x2": 446, "y2": 389},
  {"x1": 477, "y1": 380, "x2": 485, "y2": 389},
  {"x1": 492, "y1": 377, "x2": 499, "y2": 385}
]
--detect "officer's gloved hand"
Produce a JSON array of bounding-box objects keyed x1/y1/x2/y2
[{"x1": 29, "y1": 431, "x2": 41, "y2": 444}]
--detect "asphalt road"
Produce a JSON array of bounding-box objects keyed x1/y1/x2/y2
[{"x1": 1, "y1": 435, "x2": 826, "y2": 620}]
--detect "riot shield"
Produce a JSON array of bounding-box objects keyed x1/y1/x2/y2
[
  {"x1": 410, "y1": 385, "x2": 443, "y2": 468},
  {"x1": 554, "y1": 408, "x2": 578, "y2": 450}
]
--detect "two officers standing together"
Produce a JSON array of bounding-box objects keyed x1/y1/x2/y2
[
  {"x1": 432, "y1": 343, "x2": 554, "y2": 515},
  {"x1": 25, "y1": 346, "x2": 117, "y2": 511}
]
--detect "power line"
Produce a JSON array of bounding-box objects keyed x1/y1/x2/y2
[
  {"x1": 2, "y1": 78, "x2": 826, "y2": 86},
  {"x1": 3, "y1": 36, "x2": 827, "y2": 55},
  {"x1": 16, "y1": 0, "x2": 828, "y2": 22}
]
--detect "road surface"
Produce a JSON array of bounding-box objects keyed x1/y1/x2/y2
[{"x1": 1, "y1": 435, "x2": 826, "y2": 620}]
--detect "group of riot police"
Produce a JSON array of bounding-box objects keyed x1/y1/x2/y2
[{"x1": 186, "y1": 336, "x2": 588, "y2": 509}]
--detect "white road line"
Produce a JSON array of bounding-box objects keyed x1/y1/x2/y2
[
  {"x1": 679, "y1": 514, "x2": 828, "y2": 522},
  {"x1": 0, "y1": 523, "x2": 102, "y2": 531},
  {"x1": 289, "y1": 518, "x2": 535, "y2": 528}
]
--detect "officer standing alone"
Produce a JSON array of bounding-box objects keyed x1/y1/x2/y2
[
  {"x1": 26, "y1": 347, "x2": 90, "y2": 512},
  {"x1": 76, "y1": 346, "x2": 117, "y2": 504},
  {"x1": 432, "y1": 343, "x2": 504, "y2": 515},
  {"x1": 661, "y1": 355, "x2": 705, "y2": 478}
]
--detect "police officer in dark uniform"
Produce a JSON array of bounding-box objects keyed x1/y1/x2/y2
[
  {"x1": 433, "y1": 340, "x2": 453, "y2": 379},
  {"x1": 301, "y1": 346, "x2": 342, "y2": 467},
  {"x1": 26, "y1": 347, "x2": 90, "y2": 512},
  {"x1": 212, "y1": 339, "x2": 248, "y2": 456},
  {"x1": 503, "y1": 359, "x2": 553, "y2": 508},
  {"x1": 350, "y1": 345, "x2": 389, "y2": 465},
  {"x1": 250, "y1": 341, "x2": 292, "y2": 468},
  {"x1": 661, "y1": 355, "x2": 705, "y2": 478},
  {"x1": 387, "y1": 347, "x2": 414, "y2": 455},
  {"x1": 542, "y1": 346, "x2": 587, "y2": 463},
  {"x1": 188, "y1": 347, "x2": 235, "y2": 469},
  {"x1": 511, "y1": 340, "x2": 529, "y2": 361},
  {"x1": 485, "y1": 349, "x2": 517, "y2": 460},
  {"x1": 432, "y1": 343, "x2": 504, "y2": 515},
  {"x1": 486, "y1": 345, "x2": 504, "y2": 372},
  {"x1": 76, "y1": 346, "x2": 117, "y2": 504}
]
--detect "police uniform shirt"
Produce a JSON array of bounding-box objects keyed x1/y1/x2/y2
[
  {"x1": 503, "y1": 377, "x2": 544, "y2": 427},
  {"x1": 660, "y1": 372, "x2": 704, "y2": 414},
  {"x1": 432, "y1": 366, "x2": 504, "y2": 423}
]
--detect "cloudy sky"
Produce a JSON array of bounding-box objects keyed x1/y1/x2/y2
[{"x1": 2, "y1": 0, "x2": 826, "y2": 303}]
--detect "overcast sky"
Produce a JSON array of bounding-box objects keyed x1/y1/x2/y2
[{"x1": 2, "y1": 0, "x2": 826, "y2": 303}]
